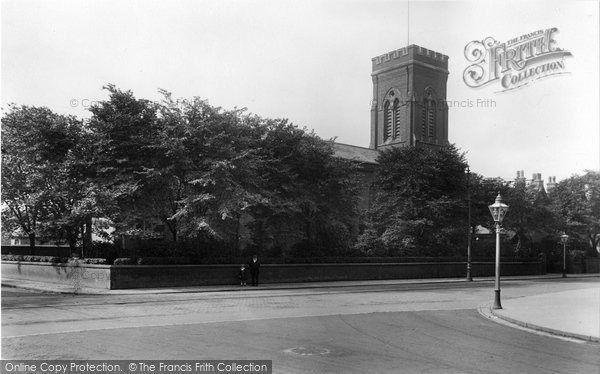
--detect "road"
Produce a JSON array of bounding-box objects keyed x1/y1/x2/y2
[{"x1": 2, "y1": 278, "x2": 599, "y2": 373}]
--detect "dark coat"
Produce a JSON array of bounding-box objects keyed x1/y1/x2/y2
[{"x1": 248, "y1": 259, "x2": 260, "y2": 275}]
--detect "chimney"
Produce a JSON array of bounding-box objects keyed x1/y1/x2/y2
[
  {"x1": 547, "y1": 176, "x2": 557, "y2": 193},
  {"x1": 516, "y1": 170, "x2": 525, "y2": 180}
]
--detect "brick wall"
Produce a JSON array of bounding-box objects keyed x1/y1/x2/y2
[{"x1": 2, "y1": 260, "x2": 546, "y2": 290}]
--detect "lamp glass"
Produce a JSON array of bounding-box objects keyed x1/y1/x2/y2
[{"x1": 488, "y1": 194, "x2": 509, "y2": 223}]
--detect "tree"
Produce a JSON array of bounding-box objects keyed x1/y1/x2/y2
[
  {"x1": 1, "y1": 144, "x2": 44, "y2": 252},
  {"x1": 87, "y1": 85, "x2": 164, "y2": 241},
  {"x1": 551, "y1": 171, "x2": 600, "y2": 255},
  {"x1": 1, "y1": 105, "x2": 93, "y2": 252},
  {"x1": 501, "y1": 178, "x2": 556, "y2": 257},
  {"x1": 468, "y1": 174, "x2": 507, "y2": 230},
  {"x1": 244, "y1": 120, "x2": 360, "y2": 257},
  {"x1": 358, "y1": 145, "x2": 468, "y2": 256},
  {"x1": 3, "y1": 87, "x2": 361, "y2": 259},
  {"x1": 151, "y1": 92, "x2": 271, "y2": 249},
  {"x1": 152, "y1": 95, "x2": 360, "y2": 257}
]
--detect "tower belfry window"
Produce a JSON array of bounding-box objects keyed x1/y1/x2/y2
[
  {"x1": 421, "y1": 90, "x2": 436, "y2": 139},
  {"x1": 428, "y1": 101, "x2": 436, "y2": 138},
  {"x1": 421, "y1": 101, "x2": 427, "y2": 138},
  {"x1": 393, "y1": 99, "x2": 401, "y2": 139},
  {"x1": 383, "y1": 100, "x2": 392, "y2": 141}
]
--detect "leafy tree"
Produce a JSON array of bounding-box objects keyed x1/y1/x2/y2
[
  {"x1": 3, "y1": 87, "x2": 361, "y2": 259},
  {"x1": 467, "y1": 174, "x2": 511, "y2": 232},
  {"x1": 150, "y1": 94, "x2": 361, "y2": 257},
  {"x1": 551, "y1": 171, "x2": 600, "y2": 255},
  {"x1": 87, "y1": 85, "x2": 163, "y2": 241},
  {"x1": 466, "y1": 173, "x2": 560, "y2": 258},
  {"x1": 1, "y1": 106, "x2": 49, "y2": 251},
  {"x1": 358, "y1": 145, "x2": 468, "y2": 256},
  {"x1": 502, "y1": 178, "x2": 556, "y2": 257},
  {"x1": 162, "y1": 96, "x2": 269, "y2": 249},
  {"x1": 1, "y1": 105, "x2": 93, "y2": 252},
  {"x1": 245, "y1": 121, "x2": 360, "y2": 257}
]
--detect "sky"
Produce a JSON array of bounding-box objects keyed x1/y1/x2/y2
[{"x1": 2, "y1": 0, "x2": 599, "y2": 183}]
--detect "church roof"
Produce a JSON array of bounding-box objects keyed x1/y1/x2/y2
[{"x1": 332, "y1": 143, "x2": 380, "y2": 165}]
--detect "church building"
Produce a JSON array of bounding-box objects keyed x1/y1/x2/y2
[{"x1": 332, "y1": 44, "x2": 450, "y2": 207}]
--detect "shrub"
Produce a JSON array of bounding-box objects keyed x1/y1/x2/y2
[
  {"x1": 79, "y1": 258, "x2": 107, "y2": 265},
  {"x1": 112, "y1": 257, "x2": 191, "y2": 265},
  {"x1": 2, "y1": 255, "x2": 60, "y2": 262},
  {"x1": 113, "y1": 258, "x2": 137, "y2": 265},
  {"x1": 137, "y1": 257, "x2": 191, "y2": 265},
  {"x1": 1, "y1": 254, "x2": 106, "y2": 264},
  {"x1": 89, "y1": 242, "x2": 120, "y2": 263}
]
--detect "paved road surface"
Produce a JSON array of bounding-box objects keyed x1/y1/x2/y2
[{"x1": 2, "y1": 278, "x2": 599, "y2": 373}]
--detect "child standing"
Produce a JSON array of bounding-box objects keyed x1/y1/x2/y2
[{"x1": 239, "y1": 264, "x2": 247, "y2": 286}]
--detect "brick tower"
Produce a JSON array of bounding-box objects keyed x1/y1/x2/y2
[{"x1": 369, "y1": 45, "x2": 449, "y2": 150}]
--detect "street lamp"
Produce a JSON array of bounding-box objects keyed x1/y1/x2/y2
[
  {"x1": 560, "y1": 233, "x2": 569, "y2": 278},
  {"x1": 489, "y1": 193, "x2": 509, "y2": 310},
  {"x1": 466, "y1": 167, "x2": 473, "y2": 281}
]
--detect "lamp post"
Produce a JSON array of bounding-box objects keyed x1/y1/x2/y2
[
  {"x1": 489, "y1": 193, "x2": 509, "y2": 310},
  {"x1": 466, "y1": 167, "x2": 473, "y2": 281},
  {"x1": 560, "y1": 233, "x2": 569, "y2": 278}
]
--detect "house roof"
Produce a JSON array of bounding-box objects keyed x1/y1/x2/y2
[{"x1": 332, "y1": 143, "x2": 380, "y2": 165}]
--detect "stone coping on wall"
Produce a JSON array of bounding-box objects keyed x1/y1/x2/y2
[{"x1": 0, "y1": 260, "x2": 544, "y2": 268}]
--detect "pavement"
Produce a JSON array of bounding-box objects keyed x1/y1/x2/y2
[
  {"x1": 482, "y1": 287, "x2": 600, "y2": 343},
  {"x1": 2, "y1": 273, "x2": 600, "y2": 343}
]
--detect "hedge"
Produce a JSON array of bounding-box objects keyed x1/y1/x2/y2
[
  {"x1": 1, "y1": 255, "x2": 107, "y2": 264},
  {"x1": 2, "y1": 254, "x2": 542, "y2": 266}
]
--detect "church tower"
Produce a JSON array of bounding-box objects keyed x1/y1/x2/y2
[{"x1": 370, "y1": 45, "x2": 449, "y2": 150}]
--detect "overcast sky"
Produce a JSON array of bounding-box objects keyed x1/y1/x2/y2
[{"x1": 2, "y1": 0, "x2": 598, "y2": 182}]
